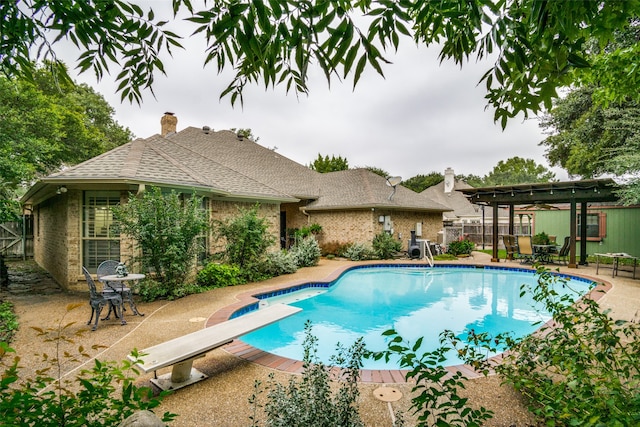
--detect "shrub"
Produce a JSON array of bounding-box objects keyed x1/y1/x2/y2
[
  {"x1": 446, "y1": 239, "x2": 474, "y2": 256},
  {"x1": 214, "y1": 204, "x2": 275, "y2": 268},
  {"x1": 112, "y1": 186, "x2": 209, "y2": 288},
  {"x1": 249, "y1": 321, "x2": 364, "y2": 427},
  {"x1": 0, "y1": 304, "x2": 177, "y2": 426},
  {"x1": 372, "y1": 232, "x2": 402, "y2": 259},
  {"x1": 342, "y1": 243, "x2": 372, "y2": 261},
  {"x1": 196, "y1": 263, "x2": 242, "y2": 288},
  {"x1": 291, "y1": 236, "x2": 322, "y2": 267},
  {"x1": 136, "y1": 278, "x2": 171, "y2": 302},
  {"x1": 494, "y1": 268, "x2": 640, "y2": 425},
  {"x1": 261, "y1": 250, "x2": 298, "y2": 276}
]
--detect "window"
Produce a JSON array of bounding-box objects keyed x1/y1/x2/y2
[
  {"x1": 577, "y1": 213, "x2": 606, "y2": 241},
  {"x1": 83, "y1": 191, "x2": 121, "y2": 271}
]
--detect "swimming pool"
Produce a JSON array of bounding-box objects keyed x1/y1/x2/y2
[{"x1": 239, "y1": 265, "x2": 595, "y2": 369}]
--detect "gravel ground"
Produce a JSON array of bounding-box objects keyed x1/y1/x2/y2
[{"x1": 2, "y1": 256, "x2": 638, "y2": 426}]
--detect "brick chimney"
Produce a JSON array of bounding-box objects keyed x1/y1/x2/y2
[{"x1": 160, "y1": 112, "x2": 177, "y2": 136}]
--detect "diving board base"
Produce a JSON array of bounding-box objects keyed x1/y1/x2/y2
[{"x1": 151, "y1": 367, "x2": 208, "y2": 391}]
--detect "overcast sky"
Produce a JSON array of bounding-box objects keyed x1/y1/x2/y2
[{"x1": 63, "y1": 2, "x2": 567, "y2": 181}]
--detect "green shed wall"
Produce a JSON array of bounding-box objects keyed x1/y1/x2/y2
[{"x1": 531, "y1": 206, "x2": 640, "y2": 257}]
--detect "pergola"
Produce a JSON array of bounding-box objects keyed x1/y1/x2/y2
[{"x1": 458, "y1": 179, "x2": 620, "y2": 268}]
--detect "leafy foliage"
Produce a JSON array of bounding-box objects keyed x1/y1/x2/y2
[
  {"x1": 363, "y1": 166, "x2": 389, "y2": 178},
  {"x1": 0, "y1": 300, "x2": 18, "y2": 343},
  {"x1": 5, "y1": 2, "x2": 636, "y2": 124},
  {"x1": 402, "y1": 172, "x2": 443, "y2": 192},
  {"x1": 341, "y1": 242, "x2": 372, "y2": 261},
  {"x1": 372, "y1": 231, "x2": 402, "y2": 259},
  {"x1": 446, "y1": 239, "x2": 474, "y2": 256},
  {"x1": 0, "y1": 67, "x2": 131, "y2": 194},
  {"x1": 261, "y1": 250, "x2": 298, "y2": 276},
  {"x1": 290, "y1": 236, "x2": 322, "y2": 267},
  {"x1": 0, "y1": 304, "x2": 177, "y2": 426},
  {"x1": 213, "y1": 204, "x2": 276, "y2": 269},
  {"x1": 249, "y1": 321, "x2": 364, "y2": 427},
  {"x1": 112, "y1": 187, "x2": 209, "y2": 289},
  {"x1": 494, "y1": 270, "x2": 640, "y2": 426},
  {"x1": 478, "y1": 156, "x2": 556, "y2": 186},
  {"x1": 196, "y1": 263, "x2": 243, "y2": 288},
  {"x1": 368, "y1": 329, "x2": 494, "y2": 427},
  {"x1": 309, "y1": 154, "x2": 349, "y2": 173}
]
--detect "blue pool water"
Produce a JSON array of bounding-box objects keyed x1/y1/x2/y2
[{"x1": 240, "y1": 266, "x2": 594, "y2": 369}]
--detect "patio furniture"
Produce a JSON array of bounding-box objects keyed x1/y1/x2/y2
[
  {"x1": 516, "y1": 235, "x2": 534, "y2": 264},
  {"x1": 594, "y1": 252, "x2": 638, "y2": 279},
  {"x1": 100, "y1": 273, "x2": 146, "y2": 316},
  {"x1": 130, "y1": 304, "x2": 301, "y2": 391},
  {"x1": 532, "y1": 244, "x2": 556, "y2": 264},
  {"x1": 554, "y1": 236, "x2": 571, "y2": 265},
  {"x1": 83, "y1": 266, "x2": 125, "y2": 331},
  {"x1": 97, "y1": 260, "x2": 135, "y2": 315},
  {"x1": 502, "y1": 234, "x2": 517, "y2": 260}
]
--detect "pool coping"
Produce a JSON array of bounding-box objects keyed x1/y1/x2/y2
[{"x1": 205, "y1": 262, "x2": 612, "y2": 384}]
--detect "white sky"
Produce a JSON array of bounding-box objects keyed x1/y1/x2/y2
[{"x1": 61, "y1": 1, "x2": 567, "y2": 181}]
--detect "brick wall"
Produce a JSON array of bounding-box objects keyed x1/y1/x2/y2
[
  {"x1": 302, "y1": 209, "x2": 442, "y2": 251},
  {"x1": 209, "y1": 200, "x2": 280, "y2": 255},
  {"x1": 34, "y1": 191, "x2": 73, "y2": 290}
]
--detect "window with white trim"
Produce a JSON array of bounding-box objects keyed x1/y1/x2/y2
[{"x1": 82, "y1": 191, "x2": 121, "y2": 271}]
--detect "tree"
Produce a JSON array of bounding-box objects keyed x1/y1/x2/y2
[
  {"x1": 3, "y1": 1, "x2": 638, "y2": 125},
  {"x1": 539, "y1": 25, "x2": 640, "y2": 204},
  {"x1": 403, "y1": 172, "x2": 443, "y2": 192},
  {"x1": 480, "y1": 157, "x2": 556, "y2": 186},
  {"x1": 364, "y1": 166, "x2": 389, "y2": 178},
  {"x1": 0, "y1": 64, "x2": 132, "y2": 193},
  {"x1": 309, "y1": 154, "x2": 349, "y2": 173}
]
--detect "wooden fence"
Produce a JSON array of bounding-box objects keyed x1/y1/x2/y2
[
  {"x1": 443, "y1": 223, "x2": 531, "y2": 249},
  {"x1": 0, "y1": 216, "x2": 33, "y2": 258}
]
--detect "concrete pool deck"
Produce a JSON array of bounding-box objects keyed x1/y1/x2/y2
[{"x1": 4, "y1": 253, "x2": 639, "y2": 426}]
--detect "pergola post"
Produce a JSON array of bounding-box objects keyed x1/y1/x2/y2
[
  {"x1": 491, "y1": 203, "x2": 499, "y2": 262},
  {"x1": 580, "y1": 202, "x2": 588, "y2": 265},
  {"x1": 569, "y1": 201, "x2": 577, "y2": 268}
]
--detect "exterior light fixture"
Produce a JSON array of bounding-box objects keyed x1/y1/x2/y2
[{"x1": 56, "y1": 186, "x2": 68, "y2": 194}]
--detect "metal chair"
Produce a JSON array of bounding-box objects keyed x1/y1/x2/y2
[
  {"x1": 83, "y1": 266, "x2": 125, "y2": 331},
  {"x1": 97, "y1": 260, "x2": 134, "y2": 314},
  {"x1": 555, "y1": 236, "x2": 571, "y2": 265},
  {"x1": 502, "y1": 234, "x2": 517, "y2": 260}
]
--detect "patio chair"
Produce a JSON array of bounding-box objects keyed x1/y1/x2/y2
[
  {"x1": 97, "y1": 260, "x2": 134, "y2": 315},
  {"x1": 83, "y1": 266, "x2": 125, "y2": 331},
  {"x1": 516, "y1": 235, "x2": 535, "y2": 264},
  {"x1": 554, "y1": 236, "x2": 571, "y2": 265},
  {"x1": 502, "y1": 234, "x2": 517, "y2": 260}
]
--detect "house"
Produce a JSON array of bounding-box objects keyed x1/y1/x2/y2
[
  {"x1": 421, "y1": 167, "x2": 511, "y2": 245},
  {"x1": 21, "y1": 113, "x2": 451, "y2": 291}
]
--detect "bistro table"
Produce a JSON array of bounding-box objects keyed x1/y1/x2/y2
[
  {"x1": 594, "y1": 253, "x2": 638, "y2": 279},
  {"x1": 532, "y1": 244, "x2": 558, "y2": 264},
  {"x1": 100, "y1": 273, "x2": 145, "y2": 316}
]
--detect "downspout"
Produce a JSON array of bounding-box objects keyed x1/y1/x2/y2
[{"x1": 301, "y1": 208, "x2": 311, "y2": 225}]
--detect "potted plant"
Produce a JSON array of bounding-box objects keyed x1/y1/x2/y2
[{"x1": 533, "y1": 232, "x2": 550, "y2": 245}]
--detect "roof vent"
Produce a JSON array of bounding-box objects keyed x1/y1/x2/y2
[
  {"x1": 202, "y1": 126, "x2": 210, "y2": 134},
  {"x1": 237, "y1": 132, "x2": 244, "y2": 141}
]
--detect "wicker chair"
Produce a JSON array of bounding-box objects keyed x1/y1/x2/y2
[{"x1": 83, "y1": 266, "x2": 125, "y2": 331}]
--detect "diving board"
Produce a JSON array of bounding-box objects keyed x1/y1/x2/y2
[{"x1": 129, "y1": 303, "x2": 301, "y2": 390}]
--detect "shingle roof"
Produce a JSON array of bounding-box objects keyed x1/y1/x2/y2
[
  {"x1": 305, "y1": 169, "x2": 451, "y2": 212},
  {"x1": 26, "y1": 126, "x2": 449, "y2": 213},
  {"x1": 421, "y1": 180, "x2": 508, "y2": 219}
]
